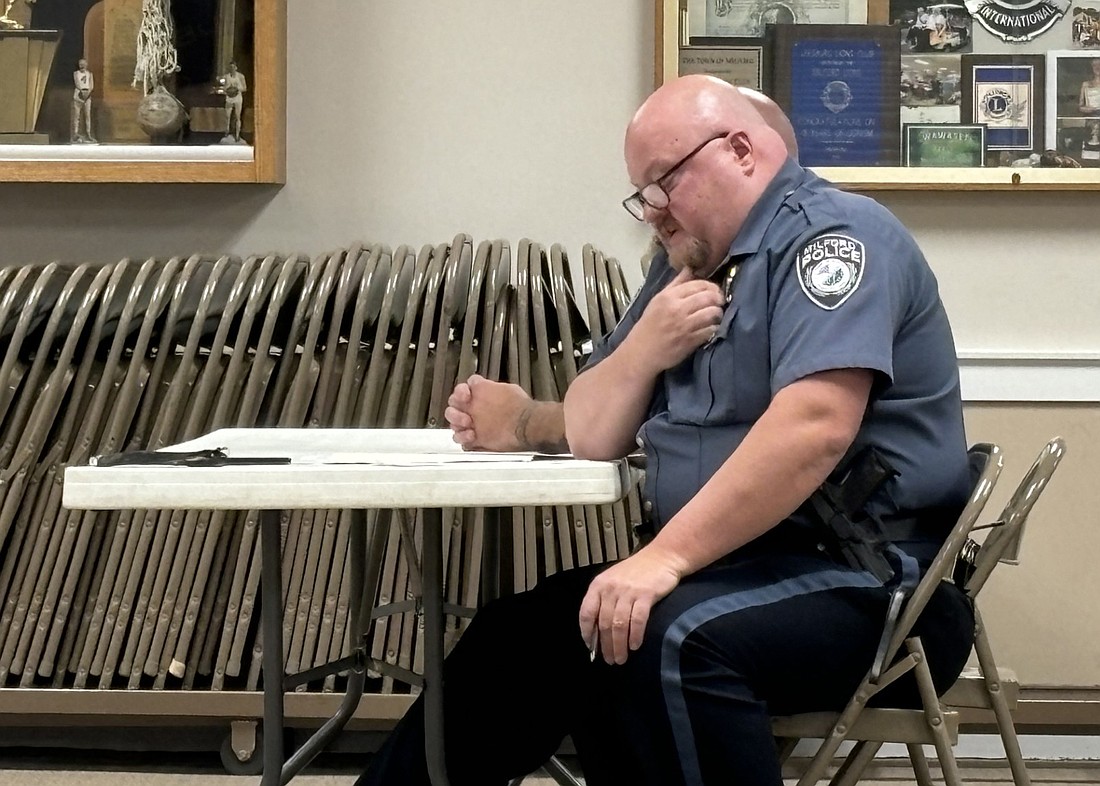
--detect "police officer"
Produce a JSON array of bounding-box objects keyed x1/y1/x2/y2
[{"x1": 361, "y1": 75, "x2": 975, "y2": 786}]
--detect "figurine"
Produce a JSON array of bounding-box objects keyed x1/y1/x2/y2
[
  {"x1": 216, "y1": 61, "x2": 247, "y2": 143},
  {"x1": 71, "y1": 57, "x2": 97, "y2": 144}
]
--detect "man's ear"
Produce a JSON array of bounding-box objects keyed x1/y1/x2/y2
[{"x1": 728, "y1": 130, "x2": 755, "y2": 173}]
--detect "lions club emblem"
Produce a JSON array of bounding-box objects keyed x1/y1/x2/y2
[{"x1": 797, "y1": 234, "x2": 865, "y2": 310}]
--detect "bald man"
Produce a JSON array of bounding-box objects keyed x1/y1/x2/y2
[
  {"x1": 364, "y1": 75, "x2": 974, "y2": 786},
  {"x1": 445, "y1": 87, "x2": 797, "y2": 456}
]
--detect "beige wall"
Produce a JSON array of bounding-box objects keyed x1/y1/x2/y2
[
  {"x1": 0, "y1": 3, "x2": 1096, "y2": 686},
  {"x1": 963, "y1": 404, "x2": 1100, "y2": 687}
]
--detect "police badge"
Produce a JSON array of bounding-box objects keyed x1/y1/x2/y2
[{"x1": 796, "y1": 234, "x2": 866, "y2": 310}]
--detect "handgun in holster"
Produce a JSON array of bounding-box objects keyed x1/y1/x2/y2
[{"x1": 807, "y1": 446, "x2": 899, "y2": 584}]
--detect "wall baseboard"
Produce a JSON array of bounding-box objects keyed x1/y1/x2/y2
[{"x1": 959, "y1": 353, "x2": 1100, "y2": 403}]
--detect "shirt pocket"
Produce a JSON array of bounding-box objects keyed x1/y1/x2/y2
[
  {"x1": 662, "y1": 303, "x2": 741, "y2": 425},
  {"x1": 700, "y1": 301, "x2": 771, "y2": 424}
]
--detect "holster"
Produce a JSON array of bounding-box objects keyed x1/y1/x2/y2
[{"x1": 807, "y1": 445, "x2": 899, "y2": 583}]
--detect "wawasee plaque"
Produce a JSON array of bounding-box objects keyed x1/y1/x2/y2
[
  {"x1": 903, "y1": 123, "x2": 987, "y2": 166},
  {"x1": 960, "y1": 54, "x2": 1044, "y2": 157},
  {"x1": 683, "y1": 36, "x2": 771, "y2": 92},
  {"x1": 770, "y1": 25, "x2": 902, "y2": 166}
]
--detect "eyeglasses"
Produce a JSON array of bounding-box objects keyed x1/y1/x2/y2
[{"x1": 622, "y1": 132, "x2": 729, "y2": 221}]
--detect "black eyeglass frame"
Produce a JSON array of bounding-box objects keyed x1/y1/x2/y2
[{"x1": 621, "y1": 132, "x2": 730, "y2": 221}]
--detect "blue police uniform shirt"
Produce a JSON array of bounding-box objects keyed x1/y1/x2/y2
[{"x1": 583, "y1": 159, "x2": 969, "y2": 536}]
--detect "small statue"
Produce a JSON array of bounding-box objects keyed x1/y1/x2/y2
[
  {"x1": 0, "y1": 0, "x2": 35, "y2": 30},
  {"x1": 71, "y1": 57, "x2": 97, "y2": 144},
  {"x1": 1038, "y1": 149, "x2": 1083, "y2": 168},
  {"x1": 215, "y1": 61, "x2": 247, "y2": 143}
]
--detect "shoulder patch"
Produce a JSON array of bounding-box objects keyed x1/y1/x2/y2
[{"x1": 796, "y1": 233, "x2": 865, "y2": 310}]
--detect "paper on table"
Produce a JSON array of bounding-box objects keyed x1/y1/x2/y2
[{"x1": 290, "y1": 451, "x2": 540, "y2": 466}]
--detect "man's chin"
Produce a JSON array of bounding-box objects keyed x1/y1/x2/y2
[{"x1": 664, "y1": 241, "x2": 711, "y2": 275}]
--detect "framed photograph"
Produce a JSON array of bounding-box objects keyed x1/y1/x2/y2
[
  {"x1": 891, "y1": 0, "x2": 974, "y2": 54},
  {"x1": 900, "y1": 53, "x2": 962, "y2": 123},
  {"x1": 903, "y1": 122, "x2": 986, "y2": 166},
  {"x1": 769, "y1": 24, "x2": 902, "y2": 166},
  {"x1": 685, "y1": 0, "x2": 867, "y2": 38},
  {"x1": 960, "y1": 55, "x2": 1044, "y2": 160},
  {"x1": 1046, "y1": 50, "x2": 1100, "y2": 164},
  {"x1": 0, "y1": 0, "x2": 285, "y2": 183},
  {"x1": 681, "y1": 36, "x2": 772, "y2": 92},
  {"x1": 1070, "y1": 4, "x2": 1100, "y2": 49}
]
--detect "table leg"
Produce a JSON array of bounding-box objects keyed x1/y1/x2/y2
[
  {"x1": 260, "y1": 509, "x2": 285, "y2": 786},
  {"x1": 280, "y1": 511, "x2": 369, "y2": 781},
  {"x1": 421, "y1": 508, "x2": 451, "y2": 786}
]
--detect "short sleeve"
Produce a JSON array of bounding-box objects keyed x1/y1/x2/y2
[{"x1": 769, "y1": 223, "x2": 911, "y2": 394}]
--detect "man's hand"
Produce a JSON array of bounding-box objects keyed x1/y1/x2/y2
[
  {"x1": 628, "y1": 267, "x2": 725, "y2": 375},
  {"x1": 578, "y1": 546, "x2": 687, "y2": 665},
  {"x1": 445, "y1": 374, "x2": 536, "y2": 452}
]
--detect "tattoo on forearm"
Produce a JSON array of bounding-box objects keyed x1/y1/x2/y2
[
  {"x1": 514, "y1": 405, "x2": 535, "y2": 451},
  {"x1": 514, "y1": 403, "x2": 570, "y2": 454}
]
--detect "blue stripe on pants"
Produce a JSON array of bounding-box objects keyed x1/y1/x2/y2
[{"x1": 660, "y1": 568, "x2": 882, "y2": 785}]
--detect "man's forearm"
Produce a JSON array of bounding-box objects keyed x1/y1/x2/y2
[
  {"x1": 564, "y1": 335, "x2": 661, "y2": 460},
  {"x1": 514, "y1": 400, "x2": 569, "y2": 453},
  {"x1": 645, "y1": 369, "x2": 872, "y2": 576}
]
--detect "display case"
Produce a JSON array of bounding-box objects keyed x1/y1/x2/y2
[
  {"x1": 657, "y1": 0, "x2": 1100, "y2": 189},
  {"x1": 0, "y1": 0, "x2": 284, "y2": 183}
]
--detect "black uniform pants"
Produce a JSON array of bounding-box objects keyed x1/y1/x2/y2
[{"x1": 356, "y1": 542, "x2": 974, "y2": 786}]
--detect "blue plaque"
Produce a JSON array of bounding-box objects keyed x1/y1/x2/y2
[{"x1": 770, "y1": 25, "x2": 902, "y2": 167}]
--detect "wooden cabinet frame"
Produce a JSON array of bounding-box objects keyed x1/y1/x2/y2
[{"x1": 0, "y1": 0, "x2": 285, "y2": 184}]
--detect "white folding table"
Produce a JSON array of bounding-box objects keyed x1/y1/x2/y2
[{"x1": 63, "y1": 427, "x2": 627, "y2": 786}]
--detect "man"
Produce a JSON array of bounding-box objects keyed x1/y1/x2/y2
[
  {"x1": 362, "y1": 75, "x2": 974, "y2": 786},
  {"x1": 446, "y1": 86, "x2": 798, "y2": 455},
  {"x1": 71, "y1": 58, "x2": 96, "y2": 144}
]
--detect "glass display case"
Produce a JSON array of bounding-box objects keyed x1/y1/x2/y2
[
  {"x1": 0, "y1": 0, "x2": 284, "y2": 183},
  {"x1": 657, "y1": 0, "x2": 1100, "y2": 189}
]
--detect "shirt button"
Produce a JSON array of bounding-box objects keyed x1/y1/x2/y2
[{"x1": 643, "y1": 501, "x2": 653, "y2": 513}]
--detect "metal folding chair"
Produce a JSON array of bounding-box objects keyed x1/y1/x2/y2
[
  {"x1": 938, "y1": 436, "x2": 1067, "y2": 786},
  {"x1": 773, "y1": 443, "x2": 1005, "y2": 786}
]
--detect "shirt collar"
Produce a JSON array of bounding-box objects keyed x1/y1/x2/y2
[{"x1": 725, "y1": 158, "x2": 809, "y2": 260}]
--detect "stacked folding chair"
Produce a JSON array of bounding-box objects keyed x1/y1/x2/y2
[{"x1": 0, "y1": 235, "x2": 637, "y2": 732}]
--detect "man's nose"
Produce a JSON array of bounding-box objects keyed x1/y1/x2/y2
[{"x1": 641, "y1": 201, "x2": 668, "y2": 224}]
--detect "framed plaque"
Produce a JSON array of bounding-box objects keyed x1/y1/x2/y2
[
  {"x1": 903, "y1": 122, "x2": 986, "y2": 166},
  {"x1": 960, "y1": 54, "x2": 1044, "y2": 161},
  {"x1": 769, "y1": 24, "x2": 902, "y2": 167},
  {"x1": 685, "y1": 0, "x2": 868, "y2": 38},
  {"x1": 682, "y1": 36, "x2": 772, "y2": 92}
]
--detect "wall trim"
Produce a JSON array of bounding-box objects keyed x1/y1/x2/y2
[{"x1": 958, "y1": 353, "x2": 1100, "y2": 403}]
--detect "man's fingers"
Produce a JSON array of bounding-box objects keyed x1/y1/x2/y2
[
  {"x1": 628, "y1": 603, "x2": 650, "y2": 652},
  {"x1": 447, "y1": 383, "x2": 471, "y2": 409},
  {"x1": 607, "y1": 598, "x2": 634, "y2": 664},
  {"x1": 444, "y1": 406, "x2": 473, "y2": 431},
  {"x1": 669, "y1": 265, "x2": 694, "y2": 285},
  {"x1": 578, "y1": 591, "x2": 600, "y2": 648}
]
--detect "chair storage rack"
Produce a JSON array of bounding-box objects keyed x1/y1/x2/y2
[{"x1": 0, "y1": 238, "x2": 641, "y2": 766}]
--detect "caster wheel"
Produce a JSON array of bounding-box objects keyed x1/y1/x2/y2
[{"x1": 220, "y1": 727, "x2": 264, "y2": 776}]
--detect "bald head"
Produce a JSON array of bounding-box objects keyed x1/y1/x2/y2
[
  {"x1": 623, "y1": 75, "x2": 793, "y2": 276},
  {"x1": 626, "y1": 75, "x2": 792, "y2": 169},
  {"x1": 737, "y1": 86, "x2": 798, "y2": 160}
]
